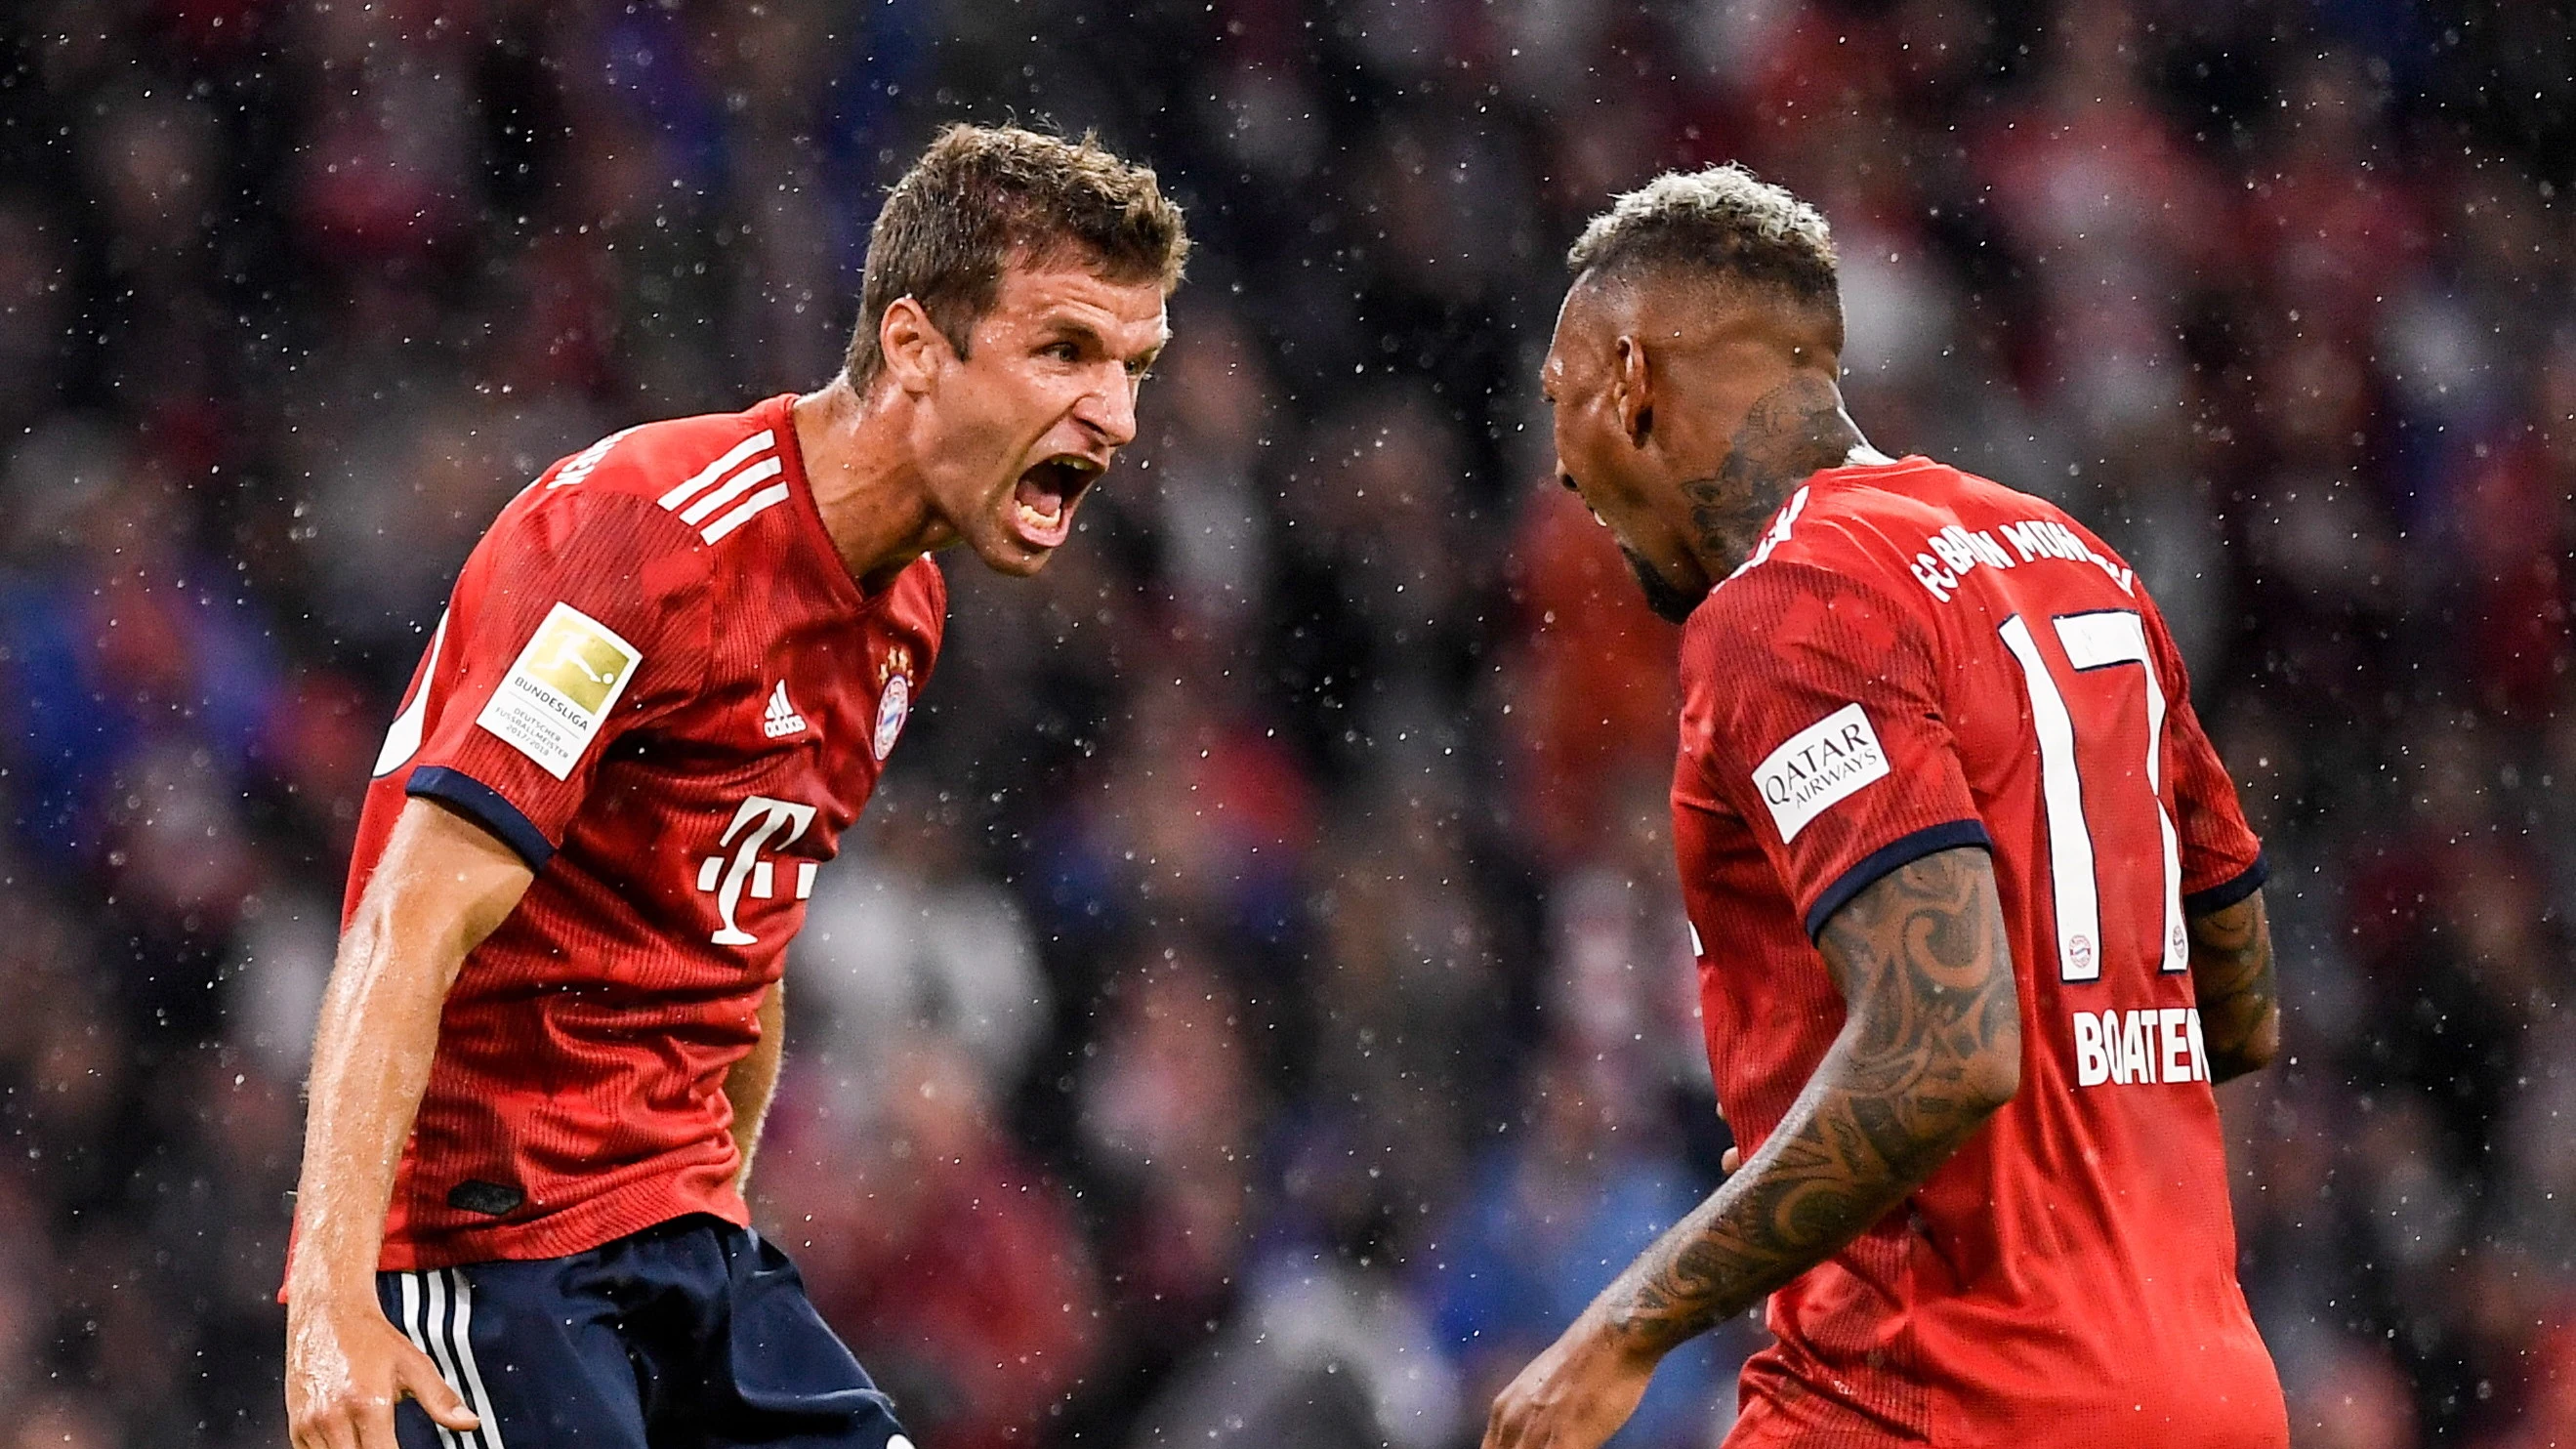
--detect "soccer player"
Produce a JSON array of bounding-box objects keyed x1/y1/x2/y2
[
  {"x1": 282, "y1": 125, "x2": 1185, "y2": 1449},
  {"x1": 1484, "y1": 166, "x2": 2286, "y2": 1447}
]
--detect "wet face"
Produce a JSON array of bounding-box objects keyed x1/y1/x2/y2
[
  {"x1": 1539, "y1": 284, "x2": 1713, "y2": 625},
  {"x1": 917, "y1": 259, "x2": 1169, "y2": 576}
]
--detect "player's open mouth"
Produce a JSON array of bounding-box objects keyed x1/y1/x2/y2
[{"x1": 1010, "y1": 455, "x2": 1104, "y2": 549}]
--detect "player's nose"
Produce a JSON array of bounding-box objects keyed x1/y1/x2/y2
[{"x1": 1074, "y1": 372, "x2": 1138, "y2": 449}]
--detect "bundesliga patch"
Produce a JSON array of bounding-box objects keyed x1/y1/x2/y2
[
  {"x1": 476, "y1": 601, "x2": 643, "y2": 779},
  {"x1": 1753, "y1": 702, "x2": 1890, "y2": 842}
]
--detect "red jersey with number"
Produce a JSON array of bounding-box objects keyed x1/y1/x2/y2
[
  {"x1": 328, "y1": 393, "x2": 943, "y2": 1273},
  {"x1": 1672, "y1": 456, "x2": 2282, "y2": 1446}
]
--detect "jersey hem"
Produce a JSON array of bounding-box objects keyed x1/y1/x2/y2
[
  {"x1": 407, "y1": 766, "x2": 555, "y2": 871},
  {"x1": 2182, "y1": 849, "x2": 2268, "y2": 916},
  {"x1": 376, "y1": 1178, "x2": 752, "y2": 1273},
  {"x1": 1804, "y1": 819, "x2": 1994, "y2": 940}
]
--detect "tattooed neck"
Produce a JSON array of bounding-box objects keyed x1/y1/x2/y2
[{"x1": 1678, "y1": 373, "x2": 1870, "y2": 576}]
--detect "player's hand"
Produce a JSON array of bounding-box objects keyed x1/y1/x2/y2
[
  {"x1": 286, "y1": 1294, "x2": 479, "y2": 1449},
  {"x1": 1481, "y1": 1310, "x2": 1660, "y2": 1449}
]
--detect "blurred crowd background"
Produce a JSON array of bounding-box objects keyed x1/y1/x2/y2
[{"x1": 1, "y1": 0, "x2": 2572, "y2": 1444}]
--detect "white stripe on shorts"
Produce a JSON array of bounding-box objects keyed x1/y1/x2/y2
[
  {"x1": 442, "y1": 1269, "x2": 506, "y2": 1449},
  {"x1": 396, "y1": 1271, "x2": 465, "y2": 1449}
]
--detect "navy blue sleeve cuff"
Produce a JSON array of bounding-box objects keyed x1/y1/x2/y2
[
  {"x1": 2182, "y1": 849, "x2": 2268, "y2": 917},
  {"x1": 1804, "y1": 820, "x2": 1994, "y2": 941},
  {"x1": 406, "y1": 766, "x2": 555, "y2": 872}
]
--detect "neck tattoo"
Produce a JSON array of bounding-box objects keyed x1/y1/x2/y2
[{"x1": 1678, "y1": 374, "x2": 1870, "y2": 576}]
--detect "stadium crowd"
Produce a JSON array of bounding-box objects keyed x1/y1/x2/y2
[{"x1": 1, "y1": 0, "x2": 2572, "y2": 1444}]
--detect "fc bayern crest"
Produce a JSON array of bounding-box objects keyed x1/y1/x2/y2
[{"x1": 873, "y1": 646, "x2": 914, "y2": 761}]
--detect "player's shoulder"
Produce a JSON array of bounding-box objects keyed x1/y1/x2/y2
[
  {"x1": 1690, "y1": 463, "x2": 1937, "y2": 614},
  {"x1": 1680, "y1": 459, "x2": 1994, "y2": 686},
  {"x1": 1803, "y1": 453, "x2": 2107, "y2": 556},
  {"x1": 1781, "y1": 454, "x2": 2025, "y2": 559},
  {"x1": 534, "y1": 397, "x2": 792, "y2": 503},
  {"x1": 1704, "y1": 454, "x2": 2092, "y2": 613},
  {"x1": 1681, "y1": 560, "x2": 1924, "y2": 709},
  {"x1": 493, "y1": 395, "x2": 799, "y2": 555}
]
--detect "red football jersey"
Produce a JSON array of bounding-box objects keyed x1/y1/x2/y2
[
  {"x1": 1672, "y1": 456, "x2": 2283, "y2": 1446},
  {"x1": 341, "y1": 393, "x2": 944, "y2": 1272}
]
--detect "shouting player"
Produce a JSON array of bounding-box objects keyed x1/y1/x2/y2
[
  {"x1": 283, "y1": 125, "x2": 1185, "y2": 1449},
  {"x1": 1485, "y1": 167, "x2": 2285, "y2": 1446}
]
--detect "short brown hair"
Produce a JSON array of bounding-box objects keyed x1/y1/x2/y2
[
  {"x1": 845, "y1": 124, "x2": 1189, "y2": 386},
  {"x1": 1566, "y1": 163, "x2": 1838, "y2": 309}
]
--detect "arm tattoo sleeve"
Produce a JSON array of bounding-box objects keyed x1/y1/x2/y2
[
  {"x1": 1596, "y1": 847, "x2": 2020, "y2": 1356},
  {"x1": 2185, "y1": 890, "x2": 2278, "y2": 1083}
]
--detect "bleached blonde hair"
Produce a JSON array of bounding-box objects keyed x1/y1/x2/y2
[{"x1": 1567, "y1": 163, "x2": 1839, "y2": 308}]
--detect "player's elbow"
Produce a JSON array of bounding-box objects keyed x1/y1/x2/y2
[
  {"x1": 1947, "y1": 995, "x2": 2021, "y2": 1120},
  {"x1": 2242, "y1": 1003, "x2": 2282, "y2": 1070},
  {"x1": 2211, "y1": 1003, "x2": 2282, "y2": 1082},
  {"x1": 1955, "y1": 1031, "x2": 2021, "y2": 1119}
]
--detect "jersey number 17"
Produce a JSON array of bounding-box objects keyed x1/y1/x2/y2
[{"x1": 1997, "y1": 610, "x2": 2189, "y2": 984}]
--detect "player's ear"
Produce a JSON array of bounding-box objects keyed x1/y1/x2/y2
[
  {"x1": 1613, "y1": 334, "x2": 1652, "y2": 446},
  {"x1": 879, "y1": 297, "x2": 953, "y2": 396}
]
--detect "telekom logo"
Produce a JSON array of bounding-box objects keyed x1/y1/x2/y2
[{"x1": 697, "y1": 795, "x2": 818, "y2": 946}]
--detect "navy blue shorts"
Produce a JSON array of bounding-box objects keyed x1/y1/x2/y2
[{"x1": 373, "y1": 1216, "x2": 909, "y2": 1449}]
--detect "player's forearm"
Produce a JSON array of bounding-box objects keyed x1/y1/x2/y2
[
  {"x1": 289, "y1": 802, "x2": 529, "y2": 1304},
  {"x1": 1589, "y1": 1051, "x2": 1987, "y2": 1351},
  {"x1": 290, "y1": 909, "x2": 478, "y2": 1302},
  {"x1": 291, "y1": 937, "x2": 452, "y2": 1300},
  {"x1": 2187, "y1": 890, "x2": 2278, "y2": 1083},
  {"x1": 1593, "y1": 849, "x2": 2020, "y2": 1356},
  {"x1": 724, "y1": 979, "x2": 785, "y2": 1188}
]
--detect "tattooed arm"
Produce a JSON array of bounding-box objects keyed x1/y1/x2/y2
[
  {"x1": 2187, "y1": 889, "x2": 2278, "y2": 1083},
  {"x1": 1599, "y1": 846, "x2": 2020, "y2": 1350},
  {"x1": 1481, "y1": 847, "x2": 2019, "y2": 1449}
]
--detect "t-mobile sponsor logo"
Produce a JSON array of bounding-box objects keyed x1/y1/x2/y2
[{"x1": 696, "y1": 795, "x2": 818, "y2": 946}]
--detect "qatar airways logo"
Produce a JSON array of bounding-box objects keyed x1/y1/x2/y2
[
  {"x1": 1752, "y1": 703, "x2": 1890, "y2": 843},
  {"x1": 697, "y1": 795, "x2": 819, "y2": 947}
]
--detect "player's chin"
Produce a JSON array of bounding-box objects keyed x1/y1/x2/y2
[
  {"x1": 980, "y1": 544, "x2": 1058, "y2": 578},
  {"x1": 973, "y1": 510, "x2": 1075, "y2": 577},
  {"x1": 1621, "y1": 544, "x2": 1708, "y2": 624}
]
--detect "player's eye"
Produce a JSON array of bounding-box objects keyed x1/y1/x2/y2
[
  {"x1": 1043, "y1": 341, "x2": 1082, "y2": 362},
  {"x1": 1126, "y1": 360, "x2": 1156, "y2": 382}
]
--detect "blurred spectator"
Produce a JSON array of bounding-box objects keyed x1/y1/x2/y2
[
  {"x1": 1127, "y1": 1111, "x2": 1464, "y2": 1449},
  {"x1": 796, "y1": 788, "x2": 1051, "y2": 1097},
  {"x1": 2301, "y1": 1339, "x2": 2422, "y2": 1449},
  {"x1": 762, "y1": 1040, "x2": 1101, "y2": 1449},
  {"x1": 1422, "y1": 1047, "x2": 1728, "y2": 1449}
]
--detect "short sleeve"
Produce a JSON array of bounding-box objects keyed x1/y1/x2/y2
[
  {"x1": 2141, "y1": 597, "x2": 2266, "y2": 914},
  {"x1": 1683, "y1": 560, "x2": 1990, "y2": 940},
  {"x1": 397, "y1": 491, "x2": 712, "y2": 870}
]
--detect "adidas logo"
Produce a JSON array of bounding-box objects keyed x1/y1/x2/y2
[{"x1": 762, "y1": 681, "x2": 809, "y2": 739}]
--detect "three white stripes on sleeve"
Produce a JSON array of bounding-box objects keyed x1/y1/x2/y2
[
  {"x1": 395, "y1": 1268, "x2": 507, "y2": 1449},
  {"x1": 657, "y1": 431, "x2": 792, "y2": 545}
]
